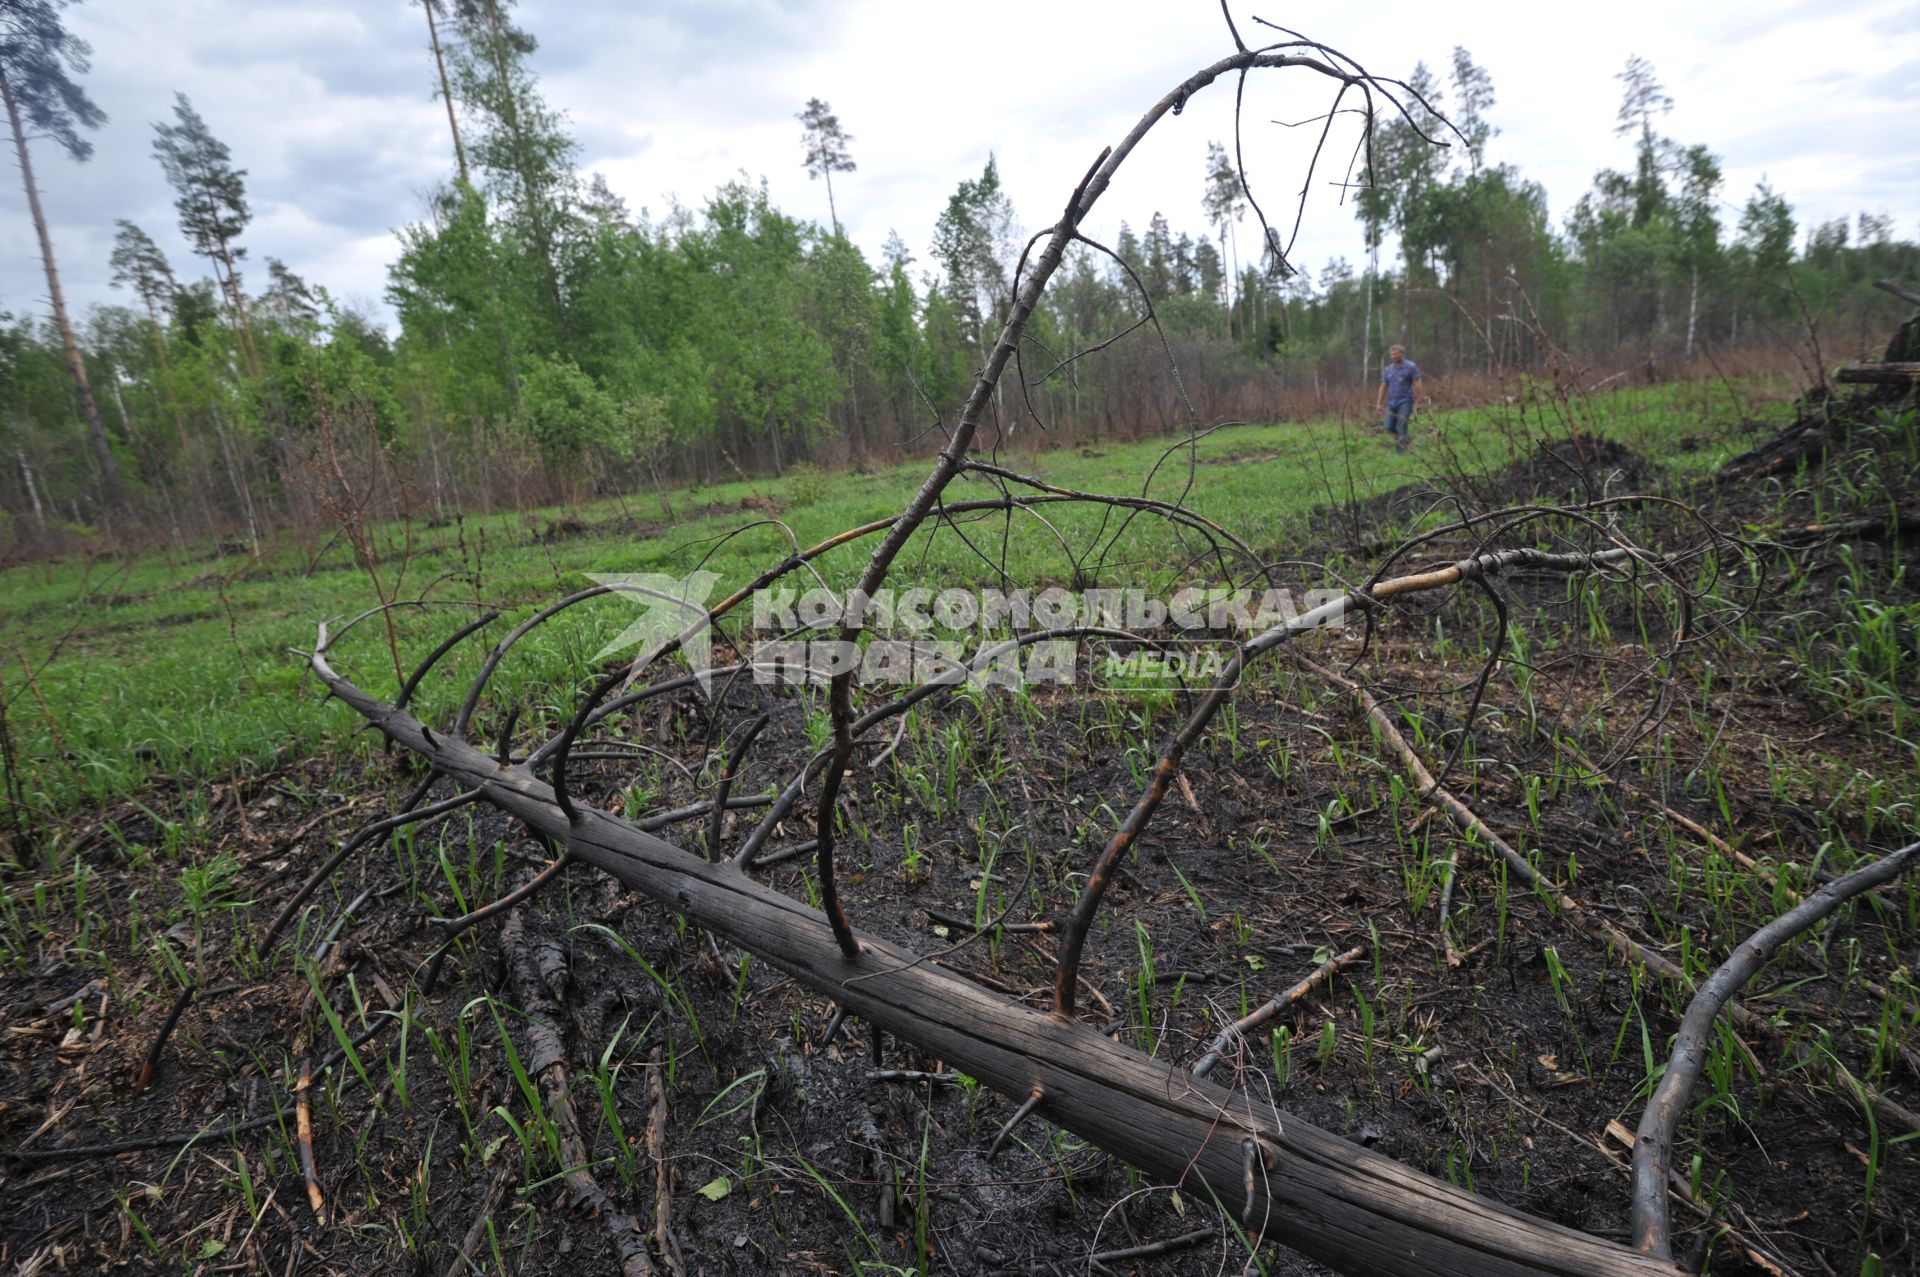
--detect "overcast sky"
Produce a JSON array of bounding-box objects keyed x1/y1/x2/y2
[{"x1": 4, "y1": 0, "x2": 1917, "y2": 334}]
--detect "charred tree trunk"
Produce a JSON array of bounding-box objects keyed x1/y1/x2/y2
[
  {"x1": 312, "y1": 648, "x2": 1680, "y2": 1277},
  {"x1": 300, "y1": 43, "x2": 1721, "y2": 1277}
]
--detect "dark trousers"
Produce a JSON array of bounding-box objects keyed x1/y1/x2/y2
[{"x1": 1384, "y1": 400, "x2": 1414, "y2": 449}]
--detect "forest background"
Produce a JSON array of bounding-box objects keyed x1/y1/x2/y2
[{"x1": 2, "y1": 0, "x2": 1915, "y2": 555}]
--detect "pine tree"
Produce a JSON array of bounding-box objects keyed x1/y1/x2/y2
[
  {"x1": 1143, "y1": 212, "x2": 1174, "y2": 302},
  {"x1": 1351, "y1": 61, "x2": 1448, "y2": 351},
  {"x1": 153, "y1": 93, "x2": 260, "y2": 373},
  {"x1": 258, "y1": 257, "x2": 319, "y2": 329},
  {"x1": 108, "y1": 219, "x2": 200, "y2": 485},
  {"x1": 1202, "y1": 141, "x2": 1244, "y2": 337},
  {"x1": 796, "y1": 97, "x2": 855, "y2": 233},
  {"x1": 0, "y1": 0, "x2": 121, "y2": 509},
  {"x1": 1448, "y1": 47, "x2": 1496, "y2": 176},
  {"x1": 109, "y1": 220, "x2": 174, "y2": 325},
  {"x1": 446, "y1": 0, "x2": 575, "y2": 335},
  {"x1": 931, "y1": 155, "x2": 1016, "y2": 351},
  {"x1": 1614, "y1": 55, "x2": 1673, "y2": 228}
]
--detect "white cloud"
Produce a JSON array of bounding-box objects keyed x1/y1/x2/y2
[{"x1": 3, "y1": 0, "x2": 1914, "y2": 333}]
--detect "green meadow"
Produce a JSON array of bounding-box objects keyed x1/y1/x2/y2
[{"x1": 0, "y1": 379, "x2": 1789, "y2": 820}]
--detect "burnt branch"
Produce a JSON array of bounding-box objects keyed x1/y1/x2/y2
[
  {"x1": 1631, "y1": 838, "x2": 1920, "y2": 1260},
  {"x1": 214, "y1": 30, "x2": 1820, "y2": 1277},
  {"x1": 1053, "y1": 540, "x2": 1670, "y2": 1019},
  {"x1": 301, "y1": 641, "x2": 1682, "y2": 1277}
]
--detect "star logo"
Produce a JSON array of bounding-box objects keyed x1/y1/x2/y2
[{"x1": 588, "y1": 571, "x2": 722, "y2": 693}]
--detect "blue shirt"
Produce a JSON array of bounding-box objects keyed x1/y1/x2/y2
[{"x1": 1381, "y1": 359, "x2": 1420, "y2": 405}]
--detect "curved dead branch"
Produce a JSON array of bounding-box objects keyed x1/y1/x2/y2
[
  {"x1": 806, "y1": 43, "x2": 1417, "y2": 969},
  {"x1": 243, "y1": 32, "x2": 1824, "y2": 1277},
  {"x1": 1053, "y1": 542, "x2": 1654, "y2": 1018},
  {"x1": 707, "y1": 712, "x2": 769, "y2": 860},
  {"x1": 303, "y1": 641, "x2": 1682, "y2": 1277},
  {"x1": 1631, "y1": 838, "x2": 1920, "y2": 1261}
]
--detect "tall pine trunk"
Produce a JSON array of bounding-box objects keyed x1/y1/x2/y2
[
  {"x1": 214, "y1": 241, "x2": 260, "y2": 375},
  {"x1": 422, "y1": 0, "x2": 469, "y2": 183},
  {"x1": 1, "y1": 65, "x2": 123, "y2": 514}
]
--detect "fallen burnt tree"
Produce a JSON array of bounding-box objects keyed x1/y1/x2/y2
[
  {"x1": 292, "y1": 27, "x2": 1680, "y2": 1277},
  {"x1": 4, "y1": 16, "x2": 1916, "y2": 1276},
  {"x1": 252, "y1": 21, "x2": 1916, "y2": 1277},
  {"x1": 310, "y1": 639, "x2": 1683, "y2": 1277},
  {"x1": 1716, "y1": 284, "x2": 1918, "y2": 485},
  {"x1": 294, "y1": 478, "x2": 1769, "y2": 1277}
]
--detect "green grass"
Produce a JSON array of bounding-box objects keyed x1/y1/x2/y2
[{"x1": 0, "y1": 380, "x2": 1789, "y2": 826}]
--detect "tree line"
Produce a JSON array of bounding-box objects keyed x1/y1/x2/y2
[{"x1": 2, "y1": 0, "x2": 1914, "y2": 554}]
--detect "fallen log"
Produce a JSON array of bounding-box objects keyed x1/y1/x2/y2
[
  {"x1": 499, "y1": 903, "x2": 655, "y2": 1276},
  {"x1": 309, "y1": 647, "x2": 1682, "y2": 1277},
  {"x1": 1834, "y1": 361, "x2": 1920, "y2": 385}
]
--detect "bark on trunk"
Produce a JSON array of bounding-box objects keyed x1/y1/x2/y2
[
  {"x1": 214, "y1": 241, "x2": 260, "y2": 376},
  {"x1": 310, "y1": 649, "x2": 1683, "y2": 1277},
  {"x1": 1835, "y1": 362, "x2": 1920, "y2": 384},
  {"x1": 422, "y1": 0, "x2": 469, "y2": 184}
]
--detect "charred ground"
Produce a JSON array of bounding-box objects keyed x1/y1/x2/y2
[{"x1": 3, "y1": 380, "x2": 1919, "y2": 1277}]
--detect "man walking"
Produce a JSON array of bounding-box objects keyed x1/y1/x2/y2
[{"x1": 1375, "y1": 345, "x2": 1421, "y2": 452}]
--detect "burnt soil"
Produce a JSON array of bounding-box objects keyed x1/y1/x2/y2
[{"x1": 3, "y1": 387, "x2": 1919, "y2": 1277}]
